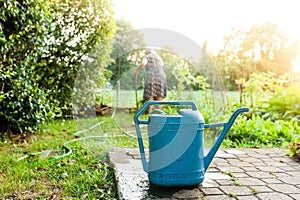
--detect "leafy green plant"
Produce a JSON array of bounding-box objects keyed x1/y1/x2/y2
[
  {"x1": 1, "y1": 0, "x2": 116, "y2": 135},
  {"x1": 262, "y1": 86, "x2": 300, "y2": 121},
  {"x1": 289, "y1": 135, "x2": 300, "y2": 159},
  {"x1": 242, "y1": 72, "x2": 292, "y2": 107},
  {"x1": 223, "y1": 115, "x2": 297, "y2": 148},
  {"x1": 95, "y1": 89, "x2": 113, "y2": 107},
  {"x1": 0, "y1": 0, "x2": 57, "y2": 134}
]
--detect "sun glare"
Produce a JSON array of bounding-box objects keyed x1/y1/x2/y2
[
  {"x1": 292, "y1": 60, "x2": 300, "y2": 73},
  {"x1": 113, "y1": 0, "x2": 300, "y2": 55}
]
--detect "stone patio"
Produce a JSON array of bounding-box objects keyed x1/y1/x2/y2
[{"x1": 108, "y1": 147, "x2": 300, "y2": 200}]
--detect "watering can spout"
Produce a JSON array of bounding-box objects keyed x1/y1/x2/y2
[{"x1": 203, "y1": 107, "x2": 249, "y2": 171}]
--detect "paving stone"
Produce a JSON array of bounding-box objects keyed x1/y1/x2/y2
[
  {"x1": 209, "y1": 163, "x2": 218, "y2": 168},
  {"x1": 108, "y1": 148, "x2": 300, "y2": 200},
  {"x1": 260, "y1": 158, "x2": 276, "y2": 163},
  {"x1": 236, "y1": 196, "x2": 259, "y2": 200},
  {"x1": 206, "y1": 168, "x2": 219, "y2": 173},
  {"x1": 226, "y1": 158, "x2": 242, "y2": 163},
  {"x1": 281, "y1": 176, "x2": 300, "y2": 185},
  {"x1": 268, "y1": 183, "x2": 300, "y2": 194},
  {"x1": 217, "y1": 166, "x2": 244, "y2": 173},
  {"x1": 148, "y1": 185, "x2": 200, "y2": 199},
  {"x1": 236, "y1": 154, "x2": 250, "y2": 158},
  {"x1": 245, "y1": 171, "x2": 275, "y2": 179},
  {"x1": 265, "y1": 161, "x2": 290, "y2": 167},
  {"x1": 239, "y1": 166, "x2": 259, "y2": 172},
  {"x1": 238, "y1": 149, "x2": 254, "y2": 153},
  {"x1": 205, "y1": 172, "x2": 230, "y2": 180},
  {"x1": 292, "y1": 165, "x2": 300, "y2": 170},
  {"x1": 115, "y1": 173, "x2": 148, "y2": 200},
  {"x1": 216, "y1": 152, "x2": 237, "y2": 158},
  {"x1": 231, "y1": 172, "x2": 250, "y2": 178},
  {"x1": 200, "y1": 178, "x2": 220, "y2": 188},
  {"x1": 256, "y1": 148, "x2": 285, "y2": 155},
  {"x1": 225, "y1": 149, "x2": 246, "y2": 155},
  {"x1": 256, "y1": 166, "x2": 285, "y2": 173},
  {"x1": 286, "y1": 171, "x2": 300, "y2": 177},
  {"x1": 210, "y1": 158, "x2": 230, "y2": 166},
  {"x1": 219, "y1": 185, "x2": 253, "y2": 196},
  {"x1": 230, "y1": 161, "x2": 254, "y2": 167},
  {"x1": 237, "y1": 177, "x2": 266, "y2": 186},
  {"x1": 279, "y1": 166, "x2": 299, "y2": 171},
  {"x1": 219, "y1": 153, "x2": 238, "y2": 159},
  {"x1": 171, "y1": 188, "x2": 203, "y2": 199},
  {"x1": 109, "y1": 147, "x2": 131, "y2": 164},
  {"x1": 261, "y1": 178, "x2": 283, "y2": 184},
  {"x1": 288, "y1": 193, "x2": 300, "y2": 199},
  {"x1": 273, "y1": 172, "x2": 293, "y2": 178},
  {"x1": 241, "y1": 157, "x2": 262, "y2": 163},
  {"x1": 251, "y1": 161, "x2": 268, "y2": 166},
  {"x1": 277, "y1": 157, "x2": 298, "y2": 163},
  {"x1": 126, "y1": 148, "x2": 141, "y2": 157},
  {"x1": 249, "y1": 185, "x2": 273, "y2": 193},
  {"x1": 203, "y1": 195, "x2": 235, "y2": 200},
  {"x1": 256, "y1": 192, "x2": 294, "y2": 200},
  {"x1": 246, "y1": 153, "x2": 270, "y2": 159},
  {"x1": 216, "y1": 149, "x2": 225, "y2": 154},
  {"x1": 200, "y1": 187, "x2": 224, "y2": 195},
  {"x1": 215, "y1": 179, "x2": 235, "y2": 186}
]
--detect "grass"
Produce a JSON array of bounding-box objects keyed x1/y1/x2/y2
[
  {"x1": 1, "y1": 89, "x2": 298, "y2": 198},
  {"x1": 0, "y1": 116, "x2": 138, "y2": 199},
  {"x1": 104, "y1": 89, "x2": 240, "y2": 110}
]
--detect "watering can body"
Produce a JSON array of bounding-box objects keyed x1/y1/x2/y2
[{"x1": 134, "y1": 101, "x2": 248, "y2": 186}]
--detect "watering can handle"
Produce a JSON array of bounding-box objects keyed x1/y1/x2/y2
[
  {"x1": 133, "y1": 100, "x2": 198, "y2": 172},
  {"x1": 134, "y1": 100, "x2": 198, "y2": 124}
]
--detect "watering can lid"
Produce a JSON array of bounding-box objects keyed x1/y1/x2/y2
[
  {"x1": 178, "y1": 109, "x2": 205, "y2": 123},
  {"x1": 150, "y1": 109, "x2": 166, "y2": 115},
  {"x1": 149, "y1": 109, "x2": 205, "y2": 124}
]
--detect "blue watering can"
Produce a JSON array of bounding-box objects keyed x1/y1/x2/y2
[{"x1": 134, "y1": 100, "x2": 249, "y2": 186}]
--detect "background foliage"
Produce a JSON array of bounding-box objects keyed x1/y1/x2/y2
[
  {"x1": 0, "y1": 0, "x2": 116, "y2": 134},
  {"x1": 0, "y1": 0, "x2": 299, "y2": 162},
  {"x1": 108, "y1": 19, "x2": 145, "y2": 87},
  {"x1": 0, "y1": 0, "x2": 56, "y2": 133},
  {"x1": 0, "y1": 4, "x2": 300, "y2": 198},
  {"x1": 218, "y1": 22, "x2": 299, "y2": 90}
]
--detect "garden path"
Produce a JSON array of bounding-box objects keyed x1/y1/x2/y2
[{"x1": 109, "y1": 147, "x2": 300, "y2": 200}]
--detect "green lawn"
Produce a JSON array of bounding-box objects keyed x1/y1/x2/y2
[
  {"x1": 106, "y1": 89, "x2": 241, "y2": 111},
  {"x1": 0, "y1": 117, "x2": 137, "y2": 199}
]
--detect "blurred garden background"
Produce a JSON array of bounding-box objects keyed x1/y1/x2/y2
[{"x1": 0, "y1": 0, "x2": 299, "y2": 199}]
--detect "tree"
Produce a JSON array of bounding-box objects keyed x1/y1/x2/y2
[
  {"x1": 108, "y1": 19, "x2": 145, "y2": 88},
  {"x1": 0, "y1": 0, "x2": 116, "y2": 134},
  {"x1": 218, "y1": 22, "x2": 299, "y2": 88},
  {"x1": 42, "y1": 0, "x2": 116, "y2": 116}
]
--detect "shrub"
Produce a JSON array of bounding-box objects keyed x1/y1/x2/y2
[
  {"x1": 224, "y1": 115, "x2": 297, "y2": 148},
  {"x1": 0, "y1": 0, "x2": 116, "y2": 134},
  {"x1": 262, "y1": 86, "x2": 300, "y2": 121},
  {"x1": 0, "y1": 0, "x2": 56, "y2": 133}
]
